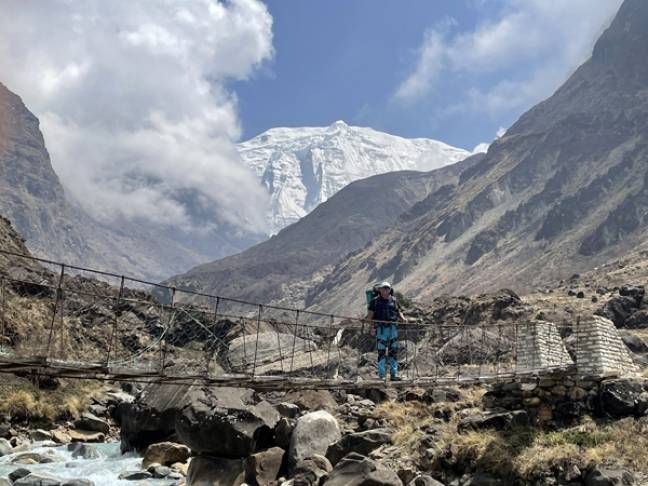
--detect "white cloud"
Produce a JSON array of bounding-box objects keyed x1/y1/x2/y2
[
  {"x1": 0, "y1": 0, "x2": 274, "y2": 233},
  {"x1": 394, "y1": 0, "x2": 623, "y2": 113}
]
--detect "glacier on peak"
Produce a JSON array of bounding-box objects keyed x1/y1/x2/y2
[{"x1": 237, "y1": 120, "x2": 472, "y2": 233}]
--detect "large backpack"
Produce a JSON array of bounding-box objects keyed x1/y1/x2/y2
[{"x1": 365, "y1": 283, "x2": 394, "y2": 307}]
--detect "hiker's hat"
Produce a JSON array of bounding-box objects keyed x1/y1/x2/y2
[{"x1": 379, "y1": 281, "x2": 392, "y2": 289}]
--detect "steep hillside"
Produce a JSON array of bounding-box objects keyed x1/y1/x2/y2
[
  {"x1": 239, "y1": 120, "x2": 472, "y2": 232},
  {"x1": 307, "y1": 0, "x2": 648, "y2": 315},
  {"x1": 165, "y1": 155, "x2": 483, "y2": 305},
  {"x1": 0, "y1": 83, "x2": 259, "y2": 280}
]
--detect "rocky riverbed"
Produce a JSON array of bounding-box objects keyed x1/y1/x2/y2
[{"x1": 3, "y1": 372, "x2": 648, "y2": 485}]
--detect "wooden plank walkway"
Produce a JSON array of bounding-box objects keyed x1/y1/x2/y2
[{"x1": 0, "y1": 354, "x2": 576, "y2": 391}]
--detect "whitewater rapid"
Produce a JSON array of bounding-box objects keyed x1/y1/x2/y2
[{"x1": 0, "y1": 442, "x2": 175, "y2": 485}]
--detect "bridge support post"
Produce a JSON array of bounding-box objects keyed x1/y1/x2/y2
[
  {"x1": 0, "y1": 277, "x2": 5, "y2": 355},
  {"x1": 105, "y1": 276, "x2": 125, "y2": 368},
  {"x1": 575, "y1": 315, "x2": 638, "y2": 377},
  {"x1": 45, "y1": 264, "x2": 65, "y2": 361},
  {"x1": 252, "y1": 305, "x2": 263, "y2": 376},
  {"x1": 516, "y1": 320, "x2": 573, "y2": 372},
  {"x1": 160, "y1": 287, "x2": 176, "y2": 375}
]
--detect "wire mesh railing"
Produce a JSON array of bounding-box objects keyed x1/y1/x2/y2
[{"x1": 0, "y1": 249, "x2": 578, "y2": 386}]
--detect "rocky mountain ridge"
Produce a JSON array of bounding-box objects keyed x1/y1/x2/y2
[{"x1": 306, "y1": 0, "x2": 648, "y2": 315}]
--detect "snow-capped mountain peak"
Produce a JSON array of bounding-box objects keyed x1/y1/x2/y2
[{"x1": 238, "y1": 121, "x2": 471, "y2": 233}]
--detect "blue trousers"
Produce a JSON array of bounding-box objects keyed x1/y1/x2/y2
[{"x1": 376, "y1": 323, "x2": 398, "y2": 378}]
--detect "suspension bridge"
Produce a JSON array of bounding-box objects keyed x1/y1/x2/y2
[{"x1": 0, "y1": 249, "x2": 632, "y2": 391}]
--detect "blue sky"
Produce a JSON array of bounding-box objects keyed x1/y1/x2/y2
[{"x1": 234, "y1": 0, "x2": 622, "y2": 150}]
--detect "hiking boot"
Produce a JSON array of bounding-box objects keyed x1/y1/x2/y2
[{"x1": 390, "y1": 375, "x2": 401, "y2": 382}]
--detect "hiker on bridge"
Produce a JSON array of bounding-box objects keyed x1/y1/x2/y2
[{"x1": 366, "y1": 281, "x2": 406, "y2": 380}]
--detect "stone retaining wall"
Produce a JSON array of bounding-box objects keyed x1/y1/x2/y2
[{"x1": 482, "y1": 368, "x2": 596, "y2": 424}]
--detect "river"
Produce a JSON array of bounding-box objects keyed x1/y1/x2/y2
[{"x1": 0, "y1": 442, "x2": 179, "y2": 485}]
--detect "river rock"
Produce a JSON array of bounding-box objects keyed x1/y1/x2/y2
[
  {"x1": 67, "y1": 443, "x2": 100, "y2": 460},
  {"x1": 187, "y1": 456, "x2": 245, "y2": 486},
  {"x1": 176, "y1": 388, "x2": 279, "y2": 457},
  {"x1": 0, "y1": 437, "x2": 12, "y2": 456},
  {"x1": 246, "y1": 447, "x2": 284, "y2": 486},
  {"x1": 171, "y1": 461, "x2": 189, "y2": 476},
  {"x1": 585, "y1": 465, "x2": 634, "y2": 485},
  {"x1": 51, "y1": 430, "x2": 72, "y2": 444},
  {"x1": 323, "y1": 452, "x2": 402, "y2": 486},
  {"x1": 142, "y1": 441, "x2": 190, "y2": 468},
  {"x1": 9, "y1": 468, "x2": 32, "y2": 482},
  {"x1": 14, "y1": 473, "x2": 64, "y2": 486},
  {"x1": 147, "y1": 463, "x2": 172, "y2": 478},
  {"x1": 68, "y1": 430, "x2": 105, "y2": 443},
  {"x1": 118, "y1": 471, "x2": 152, "y2": 480},
  {"x1": 29, "y1": 429, "x2": 53, "y2": 442},
  {"x1": 12, "y1": 451, "x2": 62, "y2": 464},
  {"x1": 62, "y1": 480, "x2": 95, "y2": 486},
  {"x1": 73, "y1": 413, "x2": 109, "y2": 434},
  {"x1": 288, "y1": 410, "x2": 341, "y2": 469},
  {"x1": 326, "y1": 429, "x2": 392, "y2": 466}
]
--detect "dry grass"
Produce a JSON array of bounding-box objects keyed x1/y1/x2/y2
[
  {"x1": 0, "y1": 375, "x2": 106, "y2": 424},
  {"x1": 375, "y1": 386, "x2": 484, "y2": 452},
  {"x1": 376, "y1": 394, "x2": 648, "y2": 481}
]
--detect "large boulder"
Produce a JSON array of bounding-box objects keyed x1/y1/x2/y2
[
  {"x1": 283, "y1": 390, "x2": 338, "y2": 412},
  {"x1": 289, "y1": 411, "x2": 341, "y2": 469},
  {"x1": 227, "y1": 333, "x2": 317, "y2": 373},
  {"x1": 142, "y1": 442, "x2": 190, "y2": 468},
  {"x1": 245, "y1": 447, "x2": 284, "y2": 486},
  {"x1": 585, "y1": 465, "x2": 635, "y2": 485},
  {"x1": 120, "y1": 383, "x2": 191, "y2": 452},
  {"x1": 597, "y1": 379, "x2": 644, "y2": 418},
  {"x1": 625, "y1": 311, "x2": 648, "y2": 329},
  {"x1": 176, "y1": 388, "x2": 279, "y2": 457},
  {"x1": 458, "y1": 411, "x2": 529, "y2": 432},
  {"x1": 73, "y1": 413, "x2": 109, "y2": 434},
  {"x1": 292, "y1": 455, "x2": 333, "y2": 485},
  {"x1": 322, "y1": 453, "x2": 402, "y2": 486},
  {"x1": 326, "y1": 429, "x2": 392, "y2": 466},
  {"x1": 187, "y1": 456, "x2": 246, "y2": 486},
  {"x1": 596, "y1": 296, "x2": 640, "y2": 328},
  {"x1": 619, "y1": 285, "x2": 645, "y2": 305},
  {"x1": 621, "y1": 333, "x2": 648, "y2": 353}
]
